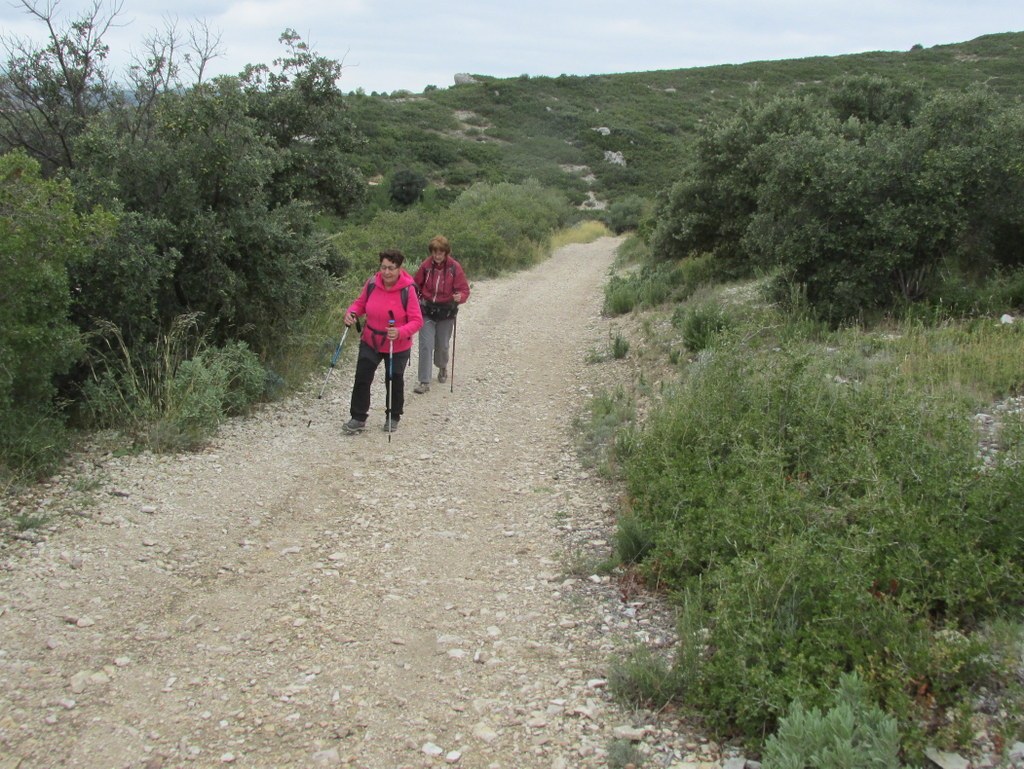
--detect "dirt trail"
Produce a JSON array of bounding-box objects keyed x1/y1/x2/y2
[{"x1": 0, "y1": 237, "x2": 709, "y2": 769}]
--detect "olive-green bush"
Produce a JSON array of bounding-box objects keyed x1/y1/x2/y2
[{"x1": 621, "y1": 329, "x2": 1024, "y2": 745}]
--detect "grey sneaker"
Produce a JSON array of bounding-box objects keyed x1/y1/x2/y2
[
  {"x1": 382, "y1": 418, "x2": 399, "y2": 432},
  {"x1": 413, "y1": 382, "x2": 430, "y2": 394},
  {"x1": 437, "y1": 368, "x2": 447, "y2": 383},
  {"x1": 342, "y1": 419, "x2": 366, "y2": 434}
]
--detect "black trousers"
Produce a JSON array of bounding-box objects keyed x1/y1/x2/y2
[{"x1": 350, "y1": 341, "x2": 410, "y2": 422}]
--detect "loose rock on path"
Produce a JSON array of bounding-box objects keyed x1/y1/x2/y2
[{"x1": 0, "y1": 238, "x2": 730, "y2": 769}]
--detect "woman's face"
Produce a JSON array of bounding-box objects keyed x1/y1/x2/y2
[
  {"x1": 380, "y1": 259, "x2": 400, "y2": 286},
  {"x1": 430, "y1": 248, "x2": 447, "y2": 265}
]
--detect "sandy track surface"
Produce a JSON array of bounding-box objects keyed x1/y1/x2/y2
[{"x1": 0, "y1": 238, "x2": 714, "y2": 769}]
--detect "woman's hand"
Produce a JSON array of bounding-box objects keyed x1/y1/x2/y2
[
  {"x1": 386, "y1": 326, "x2": 399, "y2": 341},
  {"x1": 344, "y1": 312, "x2": 356, "y2": 327}
]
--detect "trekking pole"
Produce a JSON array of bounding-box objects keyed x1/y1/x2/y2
[
  {"x1": 307, "y1": 323, "x2": 351, "y2": 428},
  {"x1": 449, "y1": 316, "x2": 457, "y2": 393},
  {"x1": 387, "y1": 312, "x2": 395, "y2": 443}
]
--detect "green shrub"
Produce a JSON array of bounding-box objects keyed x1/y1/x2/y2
[
  {"x1": 604, "y1": 274, "x2": 642, "y2": 315},
  {"x1": 604, "y1": 194, "x2": 649, "y2": 234},
  {"x1": 602, "y1": 267, "x2": 673, "y2": 315},
  {"x1": 762, "y1": 673, "x2": 903, "y2": 769},
  {"x1": 615, "y1": 233, "x2": 650, "y2": 266},
  {"x1": 614, "y1": 514, "x2": 656, "y2": 566},
  {"x1": 12, "y1": 511, "x2": 51, "y2": 531},
  {"x1": 604, "y1": 256, "x2": 721, "y2": 317},
  {"x1": 612, "y1": 334, "x2": 630, "y2": 359},
  {"x1": 82, "y1": 317, "x2": 265, "y2": 451},
  {"x1": 608, "y1": 644, "x2": 685, "y2": 710},
  {"x1": 389, "y1": 168, "x2": 427, "y2": 205},
  {"x1": 607, "y1": 739, "x2": 646, "y2": 769},
  {"x1": 0, "y1": 151, "x2": 114, "y2": 480},
  {"x1": 674, "y1": 300, "x2": 731, "y2": 352},
  {"x1": 196, "y1": 342, "x2": 267, "y2": 415},
  {"x1": 620, "y1": 329, "x2": 1024, "y2": 743},
  {"x1": 576, "y1": 386, "x2": 635, "y2": 478},
  {"x1": 144, "y1": 342, "x2": 264, "y2": 451}
]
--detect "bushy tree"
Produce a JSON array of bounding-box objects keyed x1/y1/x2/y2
[
  {"x1": 747, "y1": 87, "x2": 1024, "y2": 323},
  {"x1": 240, "y1": 29, "x2": 366, "y2": 216},
  {"x1": 604, "y1": 194, "x2": 648, "y2": 234},
  {"x1": 649, "y1": 94, "x2": 824, "y2": 276},
  {"x1": 0, "y1": 151, "x2": 114, "y2": 475},
  {"x1": 0, "y1": 0, "x2": 117, "y2": 172},
  {"x1": 389, "y1": 168, "x2": 427, "y2": 206},
  {"x1": 650, "y1": 76, "x2": 1024, "y2": 323},
  {"x1": 827, "y1": 74, "x2": 922, "y2": 128},
  {"x1": 744, "y1": 126, "x2": 936, "y2": 322},
  {"x1": 1, "y1": 0, "x2": 223, "y2": 174},
  {"x1": 914, "y1": 90, "x2": 1024, "y2": 278}
]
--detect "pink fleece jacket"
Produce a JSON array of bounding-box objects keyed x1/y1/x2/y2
[{"x1": 346, "y1": 270, "x2": 424, "y2": 353}]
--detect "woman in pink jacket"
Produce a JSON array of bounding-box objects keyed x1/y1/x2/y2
[{"x1": 342, "y1": 250, "x2": 424, "y2": 434}]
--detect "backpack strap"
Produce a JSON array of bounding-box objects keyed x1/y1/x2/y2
[{"x1": 364, "y1": 278, "x2": 409, "y2": 310}]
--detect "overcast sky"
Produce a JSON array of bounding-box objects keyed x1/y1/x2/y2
[{"x1": 1, "y1": 0, "x2": 1021, "y2": 94}]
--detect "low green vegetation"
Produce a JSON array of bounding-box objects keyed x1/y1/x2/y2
[
  {"x1": 607, "y1": 644, "x2": 684, "y2": 711},
  {"x1": 575, "y1": 385, "x2": 635, "y2": 478},
  {"x1": 580, "y1": 64, "x2": 1024, "y2": 761},
  {"x1": 349, "y1": 32, "x2": 1024, "y2": 209},
  {"x1": 607, "y1": 738, "x2": 647, "y2": 769},
  {"x1": 582, "y1": 274, "x2": 1024, "y2": 759},
  {"x1": 762, "y1": 673, "x2": 903, "y2": 769},
  {"x1": 603, "y1": 253, "x2": 720, "y2": 316},
  {"x1": 81, "y1": 315, "x2": 267, "y2": 452}
]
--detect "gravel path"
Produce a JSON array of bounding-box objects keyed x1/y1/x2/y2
[{"x1": 0, "y1": 238, "x2": 720, "y2": 769}]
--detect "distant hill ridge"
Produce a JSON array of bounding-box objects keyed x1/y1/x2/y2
[{"x1": 344, "y1": 31, "x2": 1024, "y2": 206}]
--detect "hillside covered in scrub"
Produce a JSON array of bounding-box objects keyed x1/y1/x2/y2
[{"x1": 342, "y1": 31, "x2": 1024, "y2": 208}]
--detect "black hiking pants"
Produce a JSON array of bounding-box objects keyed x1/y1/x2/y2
[{"x1": 350, "y1": 341, "x2": 411, "y2": 422}]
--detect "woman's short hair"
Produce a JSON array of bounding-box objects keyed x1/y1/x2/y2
[
  {"x1": 379, "y1": 248, "x2": 405, "y2": 267},
  {"x1": 428, "y1": 235, "x2": 451, "y2": 254}
]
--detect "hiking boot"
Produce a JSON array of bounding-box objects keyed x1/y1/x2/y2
[
  {"x1": 382, "y1": 418, "x2": 399, "y2": 432},
  {"x1": 413, "y1": 382, "x2": 430, "y2": 394},
  {"x1": 437, "y1": 368, "x2": 447, "y2": 383},
  {"x1": 342, "y1": 419, "x2": 366, "y2": 434}
]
